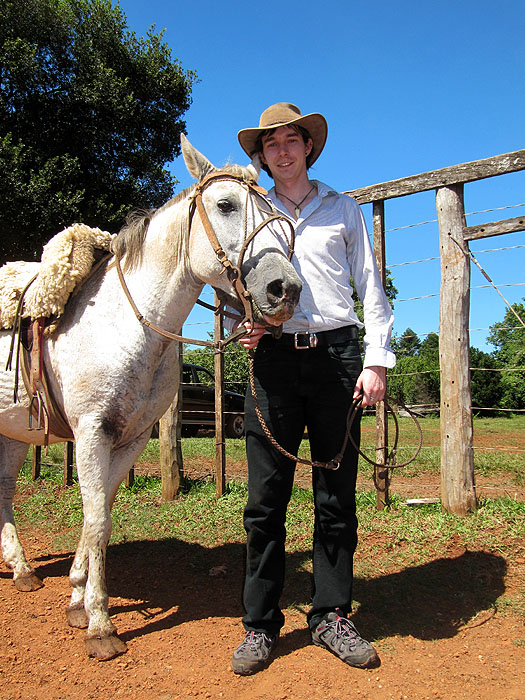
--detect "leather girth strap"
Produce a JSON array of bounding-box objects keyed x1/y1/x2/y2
[{"x1": 19, "y1": 318, "x2": 74, "y2": 447}]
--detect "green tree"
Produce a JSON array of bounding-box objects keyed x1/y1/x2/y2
[
  {"x1": 0, "y1": 0, "x2": 196, "y2": 263},
  {"x1": 487, "y1": 300, "x2": 525, "y2": 410},
  {"x1": 184, "y1": 338, "x2": 250, "y2": 396},
  {"x1": 392, "y1": 326, "x2": 421, "y2": 358},
  {"x1": 387, "y1": 355, "x2": 424, "y2": 405},
  {"x1": 388, "y1": 332, "x2": 440, "y2": 406},
  {"x1": 469, "y1": 347, "x2": 503, "y2": 415}
]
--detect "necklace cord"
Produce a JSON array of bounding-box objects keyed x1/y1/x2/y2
[{"x1": 275, "y1": 183, "x2": 316, "y2": 217}]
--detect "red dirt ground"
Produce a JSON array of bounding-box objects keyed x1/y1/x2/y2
[{"x1": 1, "y1": 457, "x2": 524, "y2": 700}]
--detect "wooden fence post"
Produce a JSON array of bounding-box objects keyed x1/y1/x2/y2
[
  {"x1": 32, "y1": 445, "x2": 41, "y2": 480},
  {"x1": 159, "y1": 339, "x2": 184, "y2": 500},
  {"x1": 214, "y1": 294, "x2": 226, "y2": 497},
  {"x1": 372, "y1": 200, "x2": 390, "y2": 509},
  {"x1": 436, "y1": 184, "x2": 476, "y2": 514},
  {"x1": 63, "y1": 441, "x2": 74, "y2": 485}
]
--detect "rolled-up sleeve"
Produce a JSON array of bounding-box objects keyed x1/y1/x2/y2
[{"x1": 347, "y1": 200, "x2": 396, "y2": 369}]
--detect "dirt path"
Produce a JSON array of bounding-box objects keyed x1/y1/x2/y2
[
  {"x1": 2, "y1": 445, "x2": 524, "y2": 700},
  {"x1": 1, "y1": 525, "x2": 524, "y2": 700}
]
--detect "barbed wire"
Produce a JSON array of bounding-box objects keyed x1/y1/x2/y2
[
  {"x1": 395, "y1": 282, "x2": 524, "y2": 304},
  {"x1": 391, "y1": 325, "x2": 523, "y2": 342},
  {"x1": 172, "y1": 467, "x2": 521, "y2": 498},
  {"x1": 389, "y1": 244, "x2": 525, "y2": 269},
  {"x1": 384, "y1": 202, "x2": 525, "y2": 234},
  {"x1": 472, "y1": 244, "x2": 525, "y2": 255}
]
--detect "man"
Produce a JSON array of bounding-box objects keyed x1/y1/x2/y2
[{"x1": 231, "y1": 103, "x2": 395, "y2": 675}]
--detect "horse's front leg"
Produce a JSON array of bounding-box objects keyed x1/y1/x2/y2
[
  {"x1": 70, "y1": 425, "x2": 153, "y2": 660},
  {"x1": 0, "y1": 438, "x2": 43, "y2": 592}
]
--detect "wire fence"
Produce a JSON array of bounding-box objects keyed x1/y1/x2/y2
[{"x1": 176, "y1": 196, "x2": 524, "y2": 498}]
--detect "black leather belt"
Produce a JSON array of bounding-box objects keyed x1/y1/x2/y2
[{"x1": 278, "y1": 325, "x2": 359, "y2": 349}]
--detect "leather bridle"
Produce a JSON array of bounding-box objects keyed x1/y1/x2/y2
[{"x1": 116, "y1": 171, "x2": 296, "y2": 350}]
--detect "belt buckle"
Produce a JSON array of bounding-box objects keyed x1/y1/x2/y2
[{"x1": 294, "y1": 332, "x2": 318, "y2": 349}]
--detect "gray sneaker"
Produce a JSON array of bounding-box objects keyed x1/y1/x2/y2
[
  {"x1": 231, "y1": 631, "x2": 278, "y2": 675},
  {"x1": 311, "y1": 609, "x2": 379, "y2": 668}
]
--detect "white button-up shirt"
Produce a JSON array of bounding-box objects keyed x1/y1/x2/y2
[{"x1": 269, "y1": 180, "x2": 395, "y2": 369}]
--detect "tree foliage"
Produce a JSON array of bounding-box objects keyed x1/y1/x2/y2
[
  {"x1": 388, "y1": 331, "x2": 440, "y2": 406},
  {"x1": 0, "y1": 0, "x2": 196, "y2": 263},
  {"x1": 391, "y1": 326, "x2": 421, "y2": 358},
  {"x1": 389, "y1": 300, "x2": 525, "y2": 413},
  {"x1": 487, "y1": 300, "x2": 525, "y2": 410},
  {"x1": 469, "y1": 347, "x2": 503, "y2": 415},
  {"x1": 184, "y1": 339, "x2": 250, "y2": 396}
]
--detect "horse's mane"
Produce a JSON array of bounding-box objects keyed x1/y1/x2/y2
[
  {"x1": 110, "y1": 164, "x2": 259, "y2": 273},
  {"x1": 110, "y1": 187, "x2": 193, "y2": 273}
]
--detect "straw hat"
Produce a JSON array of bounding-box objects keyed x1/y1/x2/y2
[{"x1": 237, "y1": 102, "x2": 328, "y2": 166}]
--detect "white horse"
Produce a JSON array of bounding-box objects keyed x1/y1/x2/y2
[{"x1": 0, "y1": 135, "x2": 301, "y2": 660}]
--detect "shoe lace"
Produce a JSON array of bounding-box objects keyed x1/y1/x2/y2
[
  {"x1": 240, "y1": 631, "x2": 271, "y2": 651},
  {"x1": 326, "y1": 616, "x2": 362, "y2": 647}
]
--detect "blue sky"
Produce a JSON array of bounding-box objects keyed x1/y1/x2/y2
[{"x1": 118, "y1": 0, "x2": 524, "y2": 351}]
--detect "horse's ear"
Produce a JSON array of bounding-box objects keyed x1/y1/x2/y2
[
  {"x1": 248, "y1": 154, "x2": 261, "y2": 180},
  {"x1": 181, "y1": 134, "x2": 216, "y2": 180}
]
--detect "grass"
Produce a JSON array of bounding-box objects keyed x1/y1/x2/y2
[
  {"x1": 15, "y1": 415, "x2": 524, "y2": 581},
  {"x1": 358, "y1": 414, "x2": 525, "y2": 482},
  {"x1": 30, "y1": 415, "x2": 524, "y2": 482},
  {"x1": 13, "y1": 441, "x2": 525, "y2": 630},
  {"x1": 15, "y1": 458, "x2": 525, "y2": 557}
]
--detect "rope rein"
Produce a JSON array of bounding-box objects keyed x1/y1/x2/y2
[
  {"x1": 248, "y1": 352, "x2": 423, "y2": 471},
  {"x1": 116, "y1": 169, "x2": 423, "y2": 473}
]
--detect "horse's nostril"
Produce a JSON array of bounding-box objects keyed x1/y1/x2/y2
[
  {"x1": 289, "y1": 287, "x2": 300, "y2": 304},
  {"x1": 267, "y1": 280, "x2": 284, "y2": 301}
]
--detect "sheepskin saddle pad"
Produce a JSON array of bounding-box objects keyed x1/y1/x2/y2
[{"x1": 0, "y1": 223, "x2": 114, "y2": 331}]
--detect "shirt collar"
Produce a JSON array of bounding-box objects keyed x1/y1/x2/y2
[{"x1": 268, "y1": 179, "x2": 337, "y2": 202}]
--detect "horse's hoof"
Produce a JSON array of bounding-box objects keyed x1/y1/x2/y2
[
  {"x1": 85, "y1": 633, "x2": 127, "y2": 661},
  {"x1": 14, "y1": 572, "x2": 44, "y2": 592},
  {"x1": 66, "y1": 604, "x2": 89, "y2": 629}
]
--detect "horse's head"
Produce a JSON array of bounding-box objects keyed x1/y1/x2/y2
[{"x1": 181, "y1": 135, "x2": 301, "y2": 328}]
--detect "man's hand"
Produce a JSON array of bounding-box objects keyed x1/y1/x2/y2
[
  {"x1": 353, "y1": 366, "x2": 386, "y2": 407},
  {"x1": 237, "y1": 321, "x2": 267, "y2": 350}
]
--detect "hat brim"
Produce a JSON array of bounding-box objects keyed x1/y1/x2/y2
[{"x1": 238, "y1": 112, "x2": 327, "y2": 167}]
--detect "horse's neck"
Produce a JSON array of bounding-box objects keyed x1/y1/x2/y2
[
  {"x1": 121, "y1": 261, "x2": 202, "y2": 336},
  {"x1": 123, "y1": 218, "x2": 203, "y2": 334}
]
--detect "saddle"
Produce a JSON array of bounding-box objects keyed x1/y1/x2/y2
[
  {"x1": 18, "y1": 316, "x2": 74, "y2": 444},
  {"x1": 2, "y1": 224, "x2": 114, "y2": 447}
]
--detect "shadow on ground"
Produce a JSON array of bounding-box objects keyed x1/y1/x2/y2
[{"x1": 24, "y1": 537, "x2": 506, "y2": 657}]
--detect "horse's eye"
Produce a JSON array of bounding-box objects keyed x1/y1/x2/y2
[{"x1": 217, "y1": 199, "x2": 235, "y2": 214}]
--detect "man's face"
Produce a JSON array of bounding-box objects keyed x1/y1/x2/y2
[{"x1": 260, "y1": 126, "x2": 313, "y2": 183}]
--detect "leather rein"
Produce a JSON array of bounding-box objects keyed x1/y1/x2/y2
[{"x1": 115, "y1": 170, "x2": 295, "y2": 350}]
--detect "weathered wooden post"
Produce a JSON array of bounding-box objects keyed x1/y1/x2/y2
[
  {"x1": 436, "y1": 184, "x2": 476, "y2": 514},
  {"x1": 214, "y1": 294, "x2": 226, "y2": 497},
  {"x1": 372, "y1": 200, "x2": 390, "y2": 510},
  {"x1": 63, "y1": 441, "x2": 74, "y2": 485},
  {"x1": 32, "y1": 445, "x2": 41, "y2": 480},
  {"x1": 159, "y1": 338, "x2": 184, "y2": 500}
]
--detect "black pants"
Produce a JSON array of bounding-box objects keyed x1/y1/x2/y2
[{"x1": 242, "y1": 329, "x2": 363, "y2": 635}]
